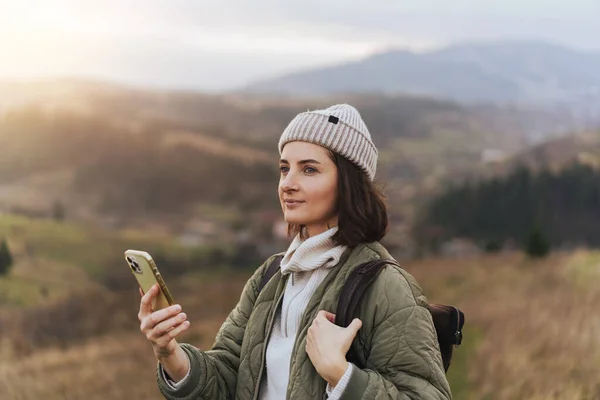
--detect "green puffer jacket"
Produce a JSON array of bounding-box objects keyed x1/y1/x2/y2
[{"x1": 156, "y1": 242, "x2": 452, "y2": 399}]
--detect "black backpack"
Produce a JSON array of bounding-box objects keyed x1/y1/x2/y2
[{"x1": 258, "y1": 255, "x2": 465, "y2": 372}]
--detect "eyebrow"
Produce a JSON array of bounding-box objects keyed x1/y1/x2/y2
[{"x1": 279, "y1": 159, "x2": 322, "y2": 165}]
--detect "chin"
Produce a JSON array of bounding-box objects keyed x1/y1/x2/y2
[
  {"x1": 283, "y1": 211, "x2": 309, "y2": 226},
  {"x1": 284, "y1": 217, "x2": 305, "y2": 225}
]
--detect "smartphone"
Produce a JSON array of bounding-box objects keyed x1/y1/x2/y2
[{"x1": 124, "y1": 249, "x2": 174, "y2": 311}]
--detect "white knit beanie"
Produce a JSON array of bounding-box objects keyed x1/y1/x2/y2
[{"x1": 278, "y1": 104, "x2": 378, "y2": 181}]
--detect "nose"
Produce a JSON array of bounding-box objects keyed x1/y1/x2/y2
[{"x1": 279, "y1": 171, "x2": 299, "y2": 193}]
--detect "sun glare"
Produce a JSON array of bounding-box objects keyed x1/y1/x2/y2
[{"x1": 0, "y1": 2, "x2": 98, "y2": 77}]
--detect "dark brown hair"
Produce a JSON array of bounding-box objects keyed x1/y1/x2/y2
[{"x1": 288, "y1": 151, "x2": 388, "y2": 248}]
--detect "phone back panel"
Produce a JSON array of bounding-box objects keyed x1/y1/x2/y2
[{"x1": 125, "y1": 249, "x2": 174, "y2": 311}]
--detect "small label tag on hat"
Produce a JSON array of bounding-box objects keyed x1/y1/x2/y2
[{"x1": 328, "y1": 115, "x2": 339, "y2": 124}]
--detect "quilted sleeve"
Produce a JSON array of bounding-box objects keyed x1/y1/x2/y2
[
  {"x1": 339, "y1": 265, "x2": 453, "y2": 400},
  {"x1": 156, "y1": 255, "x2": 274, "y2": 400}
]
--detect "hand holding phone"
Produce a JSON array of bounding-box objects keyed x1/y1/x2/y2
[
  {"x1": 127, "y1": 250, "x2": 191, "y2": 371},
  {"x1": 139, "y1": 283, "x2": 191, "y2": 363}
]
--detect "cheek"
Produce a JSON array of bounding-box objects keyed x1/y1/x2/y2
[
  {"x1": 310, "y1": 184, "x2": 337, "y2": 214},
  {"x1": 325, "y1": 189, "x2": 338, "y2": 214}
]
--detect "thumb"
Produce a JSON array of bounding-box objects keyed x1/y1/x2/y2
[{"x1": 347, "y1": 318, "x2": 363, "y2": 335}]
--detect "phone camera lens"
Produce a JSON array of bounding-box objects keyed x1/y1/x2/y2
[
  {"x1": 126, "y1": 256, "x2": 133, "y2": 263},
  {"x1": 132, "y1": 261, "x2": 141, "y2": 272}
]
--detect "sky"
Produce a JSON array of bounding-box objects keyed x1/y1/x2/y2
[{"x1": 0, "y1": 0, "x2": 599, "y2": 91}]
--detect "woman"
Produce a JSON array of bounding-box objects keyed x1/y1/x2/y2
[{"x1": 138, "y1": 104, "x2": 452, "y2": 399}]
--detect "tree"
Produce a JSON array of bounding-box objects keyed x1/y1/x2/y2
[
  {"x1": 52, "y1": 200, "x2": 65, "y2": 222},
  {"x1": 0, "y1": 238, "x2": 14, "y2": 275},
  {"x1": 418, "y1": 163, "x2": 600, "y2": 248},
  {"x1": 484, "y1": 239, "x2": 502, "y2": 254},
  {"x1": 525, "y1": 226, "x2": 551, "y2": 258}
]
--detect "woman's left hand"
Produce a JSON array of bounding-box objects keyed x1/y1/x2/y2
[{"x1": 305, "y1": 310, "x2": 363, "y2": 387}]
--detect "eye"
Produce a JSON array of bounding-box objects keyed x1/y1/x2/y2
[
  {"x1": 304, "y1": 166, "x2": 317, "y2": 174},
  {"x1": 279, "y1": 165, "x2": 289, "y2": 173}
]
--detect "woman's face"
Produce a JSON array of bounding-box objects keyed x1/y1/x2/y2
[{"x1": 279, "y1": 141, "x2": 339, "y2": 237}]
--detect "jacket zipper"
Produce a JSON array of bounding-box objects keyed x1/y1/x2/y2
[{"x1": 252, "y1": 285, "x2": 286, "y2": 400}]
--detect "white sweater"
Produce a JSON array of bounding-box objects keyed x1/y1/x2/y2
[{"x1": 162, "y1": 227, "x2": 354, "y2": 399}]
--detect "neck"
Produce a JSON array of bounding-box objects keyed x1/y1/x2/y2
[{"x1": 305, "y1": 219, "x2": 338, "y2": 238}]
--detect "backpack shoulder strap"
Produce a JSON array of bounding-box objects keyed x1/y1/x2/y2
[
  {"x1": 335, "y1": 258, "x2": 397, "y2": 327},
  {"x1": 335, "y1": 258, "x2": 397, "y2": 366},
  {"x1": 258, "y1": 254, "x2": 284, "y2": 293}
]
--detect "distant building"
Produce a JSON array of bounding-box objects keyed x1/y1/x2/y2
[
  {"x1": 481, "y1": 148, "x2": 507, "y2": 164},
  {"x1": 177, "y1": 219, "x2": 219, "y2": 247},
  {"x1": 577, "y1": 152, "x2": 600, "y2": 169},
  {"x1": 440, "y1": 238, "x2": 481, "y2": 258}
]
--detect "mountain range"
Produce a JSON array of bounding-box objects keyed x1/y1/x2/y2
[{"x1": 243, "y1": 41, "x2": 600, "y2": 107}]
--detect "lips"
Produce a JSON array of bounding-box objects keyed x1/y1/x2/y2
[{"x1": 284, "y1": 199, "x2": 304, "y2": 207}]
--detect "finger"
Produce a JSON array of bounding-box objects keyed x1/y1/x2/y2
[
  {"x1": 155, "y1": 321, "x2": 191, "y2": 346},
  {"x1": 139, "y1": 284, "x2": 159, "y2": 318},
  {"x1": 321, "y1": 310, "x2": 336, "y2": 323},
  {"x1": 139, "y1": 287, "x2": 144, "y2": 297},
  {"x1": 347, "y1": 318, "x2": 363, "y2": 334},
  {"x1": 316, "y1": 311, "x2": 336, "y2": 326},
  {"x1": 142, "y1": 303, "x2": 182, "y2": 332},
  {"x1": 140, "y1": 303, "x2": 182, "y2": 332},
  {"x1": 153, "y1": 312, "x2": 188, "y2": 337},
  {"x1": 316, "y1": 310, "x2": 333, "y2": 322}
]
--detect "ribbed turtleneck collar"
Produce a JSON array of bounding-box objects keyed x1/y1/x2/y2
[{"x1": 279, "y1": 227, "x2": 348, "y2": 275}]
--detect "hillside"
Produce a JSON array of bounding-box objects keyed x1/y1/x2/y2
[
  {"x1": 0, "y1": 214, "x2": 187, "y2": 309},
  {"x1": 0, "y1": 80, "x2": 587, "y2": 247},
  {"x1": 0, "y1": 79, "x2": 582, "y2": 145},
  {"x1": 243, "y1": 41, "x2": 600, "y2": 108},
  {"x1": 0, "y1": 106, "x2": 280, "y2": 234},
  {"x1": 482, "y1": 130, "x2": 600, "y2": 177},
  {"x1": 420, "y1": 129, "x2": 600, "y2": 249}
]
